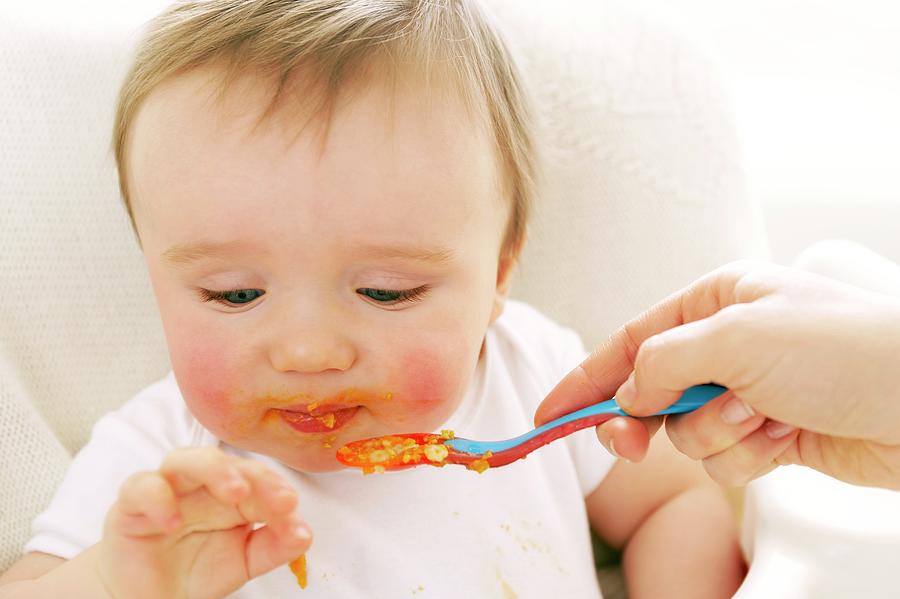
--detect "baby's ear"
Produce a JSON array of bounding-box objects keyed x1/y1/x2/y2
[{"x1": 489, "y1": 237, "x2": 525, "y2": 324}]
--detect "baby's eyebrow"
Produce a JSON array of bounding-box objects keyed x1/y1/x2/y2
[
  {"x1": 357, "y1": 244, "x2": 456, "y2": 265},
  {"x1": 162, "y1": 241, "x2": 253, "y2": 267},
  {"x1": 160, "y1": 241, "x2": 455, "y2": 267}
]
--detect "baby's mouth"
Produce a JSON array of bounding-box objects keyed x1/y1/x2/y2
[{"x1": 277, "y1": 404, "x2": 360, "y2": 433}]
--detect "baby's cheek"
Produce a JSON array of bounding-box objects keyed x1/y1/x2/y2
[
  {"x1": 392, "y1": 345, "x2": 472, "y2": 423},
  {"x1": 169, "y1": 337, "x2": 240, "y2": 433}
]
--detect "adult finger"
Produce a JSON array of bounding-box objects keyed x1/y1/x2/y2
[
  {"x1": 700, "y1": 422, "x2": 799, "y2": 487},
  {"x1": 664, "y1": 390, "x2": 767, "y2": 459},
  {"x1": 594, "y1": 415, "x2": 663, "y2": 462},
  {"x1": 535, "y1": 262, "x2": 755, "y2": 426},
  {"x1": 614, "y1": 306, "x2": 751, "y2": 416}
]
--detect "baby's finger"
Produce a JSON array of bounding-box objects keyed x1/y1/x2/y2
[
  {"x1": 232, "y1": 460, "x2": 299, "y2": 523},
  {"x1": 114, "y1": 471, "x2": 181, "y2": 536},
  {"x1": 595, "y1": 415, "x2": 663, "y2": 462},
  {"x1": 245, "y1": 513, "x2": 313, "y2": 580},
  {"x1": 665, "y1": 390, "x2": 767, "y2": 459},
  {"x1": 159, "y1": 447, "x2": 250, "y2": 504},
  {"x1": 701, "y1": 421, "x2": 800, "y2": 486}
]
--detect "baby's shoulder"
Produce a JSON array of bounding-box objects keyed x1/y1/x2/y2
[
  {"x1": 95, "y1": 371, "x2": 210, "y2": 451},
  {"x1": 492, "y1": 300, "x2": 586, "y2": 357},
  {"x1": 488, "y1": 300, "x2": 587, "y2": 388}
]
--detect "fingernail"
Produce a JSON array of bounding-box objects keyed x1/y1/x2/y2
[
  {"x1": 615, "y1": 376, "x2": 637, "y2": 412},
  {"x1": 275, "y1": 488, "x2": 298, "y2": 508},
  {"x1": 720, "y1": 396, "x2": 755, "y2": 425},
  {"x1": 294, "y1": 524, "x2": 312, "y2": 541},
  {"x1": 608, "y1": 438, "x2": 630, "y2": 462},
  {"x1": 595, "y1": 426, "x2": 616, "y2": 457},
  {"x1": 765, "y1": 420, "x2": 797, "y2": 440},
  {"x1": 276, "y1": 485, "x2": 296, "y2": 497}
]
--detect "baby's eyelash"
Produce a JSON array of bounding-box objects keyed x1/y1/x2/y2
[
  {"x1": 196, "y1": 288, "x2": 265, "y2": 306},
  {"x1": 356, "y1": 285, "x2": 430, "y2": 305}
]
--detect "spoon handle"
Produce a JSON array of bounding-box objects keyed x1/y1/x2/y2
[{"x1": 446, "y1": 384, "x2": 728, "y2": 457}]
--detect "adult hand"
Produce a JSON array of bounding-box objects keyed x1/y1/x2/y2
[{"x1": 535, "y1": 261, "x2": 900, "y2": 489}]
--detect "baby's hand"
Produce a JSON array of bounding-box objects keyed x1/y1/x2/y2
[{"x1": 97, "y1": 447, "x2": 312, "y2": 599}]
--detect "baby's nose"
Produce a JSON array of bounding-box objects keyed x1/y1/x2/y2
[{"x1": 268, "y1": 317, "x2": 356, "y2": 374}]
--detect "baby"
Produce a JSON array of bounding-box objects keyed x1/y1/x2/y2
[{"x1": 0, "y1": 1, "x2": 745, "y2": 597}]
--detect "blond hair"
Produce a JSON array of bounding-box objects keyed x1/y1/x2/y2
[{"x1": 112, "y1": 0, "x2": 536, "y2": 255}]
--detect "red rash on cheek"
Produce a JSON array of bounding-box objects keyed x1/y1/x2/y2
[
  {"x1": 170, "y1": 337, "x2": 238, "y2": 425},
  {"x1": 394, "y1": 347, "x2": 461, "y2": 416}
]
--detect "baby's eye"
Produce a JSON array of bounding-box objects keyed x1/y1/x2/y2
[
  {"x1": 357, "y1": 286, "x2": 429, "y2": 306},
  {"x1": 198, "y1": 288, "x2": 265, "y2": 306}
]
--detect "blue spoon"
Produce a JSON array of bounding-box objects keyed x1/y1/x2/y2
[{"x1": 338, "y1": 384, "x2": 728, "y2": 473}]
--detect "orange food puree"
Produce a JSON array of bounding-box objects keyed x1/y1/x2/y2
[
  {"x1": 289, "y1": 554, "x2": 307, "y2": 589},
  {"x1": 468, "y1": 450, "x2": 493, "y2": 473},
  {"x1": 316, "y1": 412, "x2": 336, "y2": 428},
  {"x1": 338, "y1": 430, "x2": 455, "y2": 474}
]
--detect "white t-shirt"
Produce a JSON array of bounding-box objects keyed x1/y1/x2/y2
[{"x1": 25, "y1": 301, "x2": 616, "y2": 598}]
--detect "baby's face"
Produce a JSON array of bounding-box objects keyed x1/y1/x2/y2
[{"x1": 128, "y1": 66, "x2": 512, "y2": 471}]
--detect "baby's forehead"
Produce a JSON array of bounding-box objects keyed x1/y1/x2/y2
[
  {"x1": 129, "y1": 63, "x2": 508, "y2": 243},
  {"x1": 135, "y1": 61, "x2": 494, "y2": 165},
  {"x1": 114, "y1": 0, "x2": 532, "y2": 254}
]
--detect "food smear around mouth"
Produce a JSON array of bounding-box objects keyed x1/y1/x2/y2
[
  {"x1": 269, "y1": 388, "x2": 401, "y2": 430},
  {"x1": 289, "y1": 554, "x2": 307, "y2": 589},
  {"x1": 279, "y1": 406, "x2": 358, "y2": 433},
  {"x1": 317, "y1": 412, "x2": 336, "y2": 429},
  {"x1": 337, "y1": 430, "x2": 494, "y2": 474}
]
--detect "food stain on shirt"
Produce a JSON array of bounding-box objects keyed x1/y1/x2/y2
[{"x1": 493, "y1": 562, "x2": 519, "y2": 599}]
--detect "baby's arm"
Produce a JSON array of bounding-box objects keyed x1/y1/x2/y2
[
  {"x1": 0, "y1": 447, "x2": 311, "y2": 599},
  {"x1": 586, "y1": 432, "x2": 745, "y2": 598}
]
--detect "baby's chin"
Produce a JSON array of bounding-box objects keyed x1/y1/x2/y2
[
  {"x1": 216, "y1": 433, "x2": 351, "y2": 473},
  {"x1": 276, "y1": 451, "x2": 348, "y2": 473}
]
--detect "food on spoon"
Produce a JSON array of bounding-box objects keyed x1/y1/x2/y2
[
  {"x1": 337, "y1": 430, "x2": 498, "y2": 474},
  {"x1": 337, "y1": 433, "x2": 449, "y2": 473},
  {"x1": 467, "y1": 450, "x2": 493, "y2": 474}
]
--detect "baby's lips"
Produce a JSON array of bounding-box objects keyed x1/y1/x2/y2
[
  {"x1": 279, "y1": 406, "x2": 360, "y2": 433},
  {"x1": 281, "y1": 402, "x2": 359, "y2": 416}
]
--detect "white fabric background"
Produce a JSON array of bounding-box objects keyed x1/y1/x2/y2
[{"x1": 0, "y1": 0, "x2": 767, "y2": 572}]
